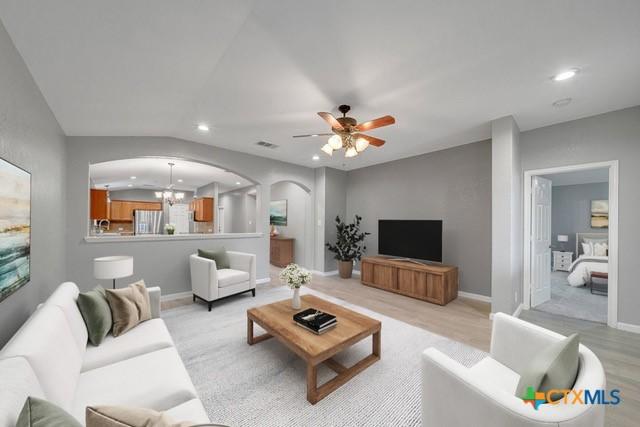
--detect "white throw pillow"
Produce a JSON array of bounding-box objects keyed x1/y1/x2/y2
[
  {"x1": 581, "y1": 242, "x2": 593, "y2": 256},
  {"x1": 594, "y1": 242, "x2": 608, "y2": 257}
]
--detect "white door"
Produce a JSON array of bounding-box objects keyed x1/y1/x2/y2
[{"x1": 531, "y1": 176, "x2": 552, "y2": 307}]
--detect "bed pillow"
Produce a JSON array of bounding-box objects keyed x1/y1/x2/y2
[
  {"x1": 581, "y1": 242, "x2": 593, "y2": 256},
  {"x1": 593, "y1": 242, "x2": 608, "y2": 257}
]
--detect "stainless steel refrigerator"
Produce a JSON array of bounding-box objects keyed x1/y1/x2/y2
[{"x1": 133, "y1": 210, "x2": 163, "y2": 235}]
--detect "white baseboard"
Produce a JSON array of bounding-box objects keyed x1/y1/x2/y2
[
  {"x1": 617, "y1": 322, "x2": 640, "y2": 334},
  {"x1": 256, "y1": 277, "x2": 271, "y2": 285},
  {"x1": 161, "y1": 291, "x2": 192, "y2": 302},
  {"x1": 512, "y1": 303, "x2": 524, "y2": 318},
  {"x1": 312, "y1": 270, "x2": 338, "y2": 277},
  {"x1": 458, "y1": 291, "x2": 492, "y2": 303}
]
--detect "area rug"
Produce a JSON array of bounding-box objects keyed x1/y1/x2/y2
[{"x1": 162, "y1": 286, "x2": 486, "y2": 427}]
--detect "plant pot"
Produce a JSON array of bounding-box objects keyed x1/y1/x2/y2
[
  {"x1": 338, "y1": 260, "x2": 354, "y2": 279},
  {"x1": 167, "y1": 230, "x2": 175, "y2": 235},
  {"x1": 292, "y1": 287, "x2": 301, "y2": 309}
]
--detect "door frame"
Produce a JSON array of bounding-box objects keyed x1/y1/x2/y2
[{"x1": 523, "y1": 160, "x2": 619, "y2": 327}]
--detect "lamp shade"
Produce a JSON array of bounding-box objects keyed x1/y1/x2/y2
[
  {"x1": 94, "y1": 256, "x2": 133, "y2": 280},
  {"x1": 557, "y1": 235, "x2": 569, "y2": 243}
]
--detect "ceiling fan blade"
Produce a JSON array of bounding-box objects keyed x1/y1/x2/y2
[
  {"x1": 355, "y1": 133, "x2": 385, "y2": 147},
  {"x1": 355, "y1": 115, "x2": 396, "y2": 132},
  {"x1": 318, "y1": 112, "x2": 344, "y2": 131},
  {"x1": 292, "y1": 133, "x2": 334, "y2": 138}
]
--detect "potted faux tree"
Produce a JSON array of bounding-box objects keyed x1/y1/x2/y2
[{"x1": 326, "y1": 215, "x2": 370, "y2": 279}]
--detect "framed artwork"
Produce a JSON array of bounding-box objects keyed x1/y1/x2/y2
[
  {"x1": 0, "y1": 158, "x2": 31, "y2": 303},
  {"x1": 591, "y1": 200, "x2": 609, "y2": 229},
  {"x1": 270, "y1": 199, "x2": 287, "y2": 226}
]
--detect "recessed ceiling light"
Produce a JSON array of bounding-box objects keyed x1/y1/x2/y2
[
  {"x1": 312, "y1": 154, "x2": 320, "y2": 161},
  {"x1": 127, "y1": 184, "x2": 133, "y2": 187},
  {"x1": 197, "y1": 123, "x2": 210, "y2": 132},
  {"x1": 552, "y1": 97, "x2": 573, "y2": 108},
  {"x1": 311, "y1": 134, "x2": 319, "y2": 137},
  {"x1": 236, "y1": 181, "x2": 241, "y2": 185},
  {"x1": 551, "y1": 68, "x2": 579, "y2": 82},
  {"x1": 177, "y1": 179, "x2": 183, "y2": 183},
  {"x1": 130, "y1": 176, "x2": 136, "y2": 180}
]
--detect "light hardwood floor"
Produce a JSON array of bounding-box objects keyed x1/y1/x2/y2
[{"x1": 164, "y1": 266, "x2": 639, "y2": 426}]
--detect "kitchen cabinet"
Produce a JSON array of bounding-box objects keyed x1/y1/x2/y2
[
  {"x1": 191, "y1": 197, "x2": 214, "y2": 222},
  {"x1": 90, "y1": 189, "x2": 109, "y2": 220},
  {"x1": 109, "y1": 200, "x2": 162, "y2": 222}
]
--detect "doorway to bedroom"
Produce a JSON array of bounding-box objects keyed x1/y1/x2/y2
[{"x1": 523, "y1": 161, "x2": 618, "y2": 326}]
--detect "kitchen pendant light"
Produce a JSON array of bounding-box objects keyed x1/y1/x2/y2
[{"x1": 155, "y1": 163, "x2": 184, "y2": 206}]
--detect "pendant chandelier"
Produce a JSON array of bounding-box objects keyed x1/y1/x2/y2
[{"x1": 155, "y1": 162, "x2": 184, "y2": 206}]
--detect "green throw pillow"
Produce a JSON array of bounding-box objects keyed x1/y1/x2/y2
[
  {"x1": 77, "y1": 286, "x2": 113, "y2": 346},
  {"x1": 17, "y1": 396, "x2": 82, "y2": 427},
  {"x1": 198, "y1": 248, "x2": 230, "y2": 269},
  {"x1": 515, "y1": 333, "x2": 580, "y2": 402}
]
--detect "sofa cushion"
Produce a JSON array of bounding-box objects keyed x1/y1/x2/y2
[
  {"x1": 86, "y1": 405, "x2": 193, "y2": 427},
  {"x1": 216, "y1": 269, "x2": 250, "y2": 288},
  {"x1": 16, "y1": 396, "x2": 82, "y2": 427},
  {"x1": 468, "y1": 357, "x2": 520, "y2": 394},
  {"x1": 164, "y1": 399, "x2": 209, "y2": 425},
  {"x1": 105, "y1": 281, "x2": 152, "y2": 337},
  {"x1": 1, "y1": 305, "x2": 82, "y2": 411},
  {"x1": 72, "y1": 347, "x2": 198, "y2": 422},
  {"x1": 515, "y1": 333, "x2": 580, "y2": 401},
  {"x1": 0, "y1": 357, "x2": 45, "y2": 427},
  {"x1": 44, "y1": 282, "x2": 88, "y2": 355},
  {"x1": 82, "y1": 319, "x2": 174, "y2": 372},
  {"x1": 198, "y1": 248, "x2": 230, "y2": 269},
  {"x1": 77, "y1": 286, "x2": 113, "y2": 346}
]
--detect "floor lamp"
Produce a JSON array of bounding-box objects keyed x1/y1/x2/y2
[{"x1": 94, "y1": 256, "x2": 134, "y2": 289}]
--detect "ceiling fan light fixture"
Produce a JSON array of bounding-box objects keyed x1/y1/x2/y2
[
  {"x1": 321, "y1": 144, "x2": 334, "y2": 156},
  {"x1": 345, "y1": 146, "x2": 358, "y2": 158},
  {"x1": 355, "y1": 138, "x2": 369, "y2": 152},
  {"x1": 328, "y1": 134, "x2": 343, "y2": 150}
]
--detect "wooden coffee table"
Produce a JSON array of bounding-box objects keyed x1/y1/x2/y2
[{"x1": 247, "y1": 294, "x2": 381, "y2": 404}]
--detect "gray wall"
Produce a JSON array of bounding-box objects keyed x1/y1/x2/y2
[
  {"x1": 550, "y1": 183, "x2": 609, "y2": 253},
  {"x1": 65, "y1": 136, "x2": 315, "y2": 296},
  {"x1": 219, "y1": 186, "x2": 257, "y2": 234},
  {"x1": 346, "y1": 141, "x2": 492, "y2": 296},
  {"x1": 0, "y1": 21, "x2": 67, "y2": 346},
  {"x1": 323, "y1": 168, "x2": 347, "y2": 272},
  {"x1": 520, "y1": 106, "x2": 640, "y2": 325},
  {"x1": 271, "y1": 181, "x2": 310, "y2": 268}
]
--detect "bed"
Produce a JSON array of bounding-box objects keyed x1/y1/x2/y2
[{"x1": 567, "y1": 232, "x2": 608, "y2": 287}]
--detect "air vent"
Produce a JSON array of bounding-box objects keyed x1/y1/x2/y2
[{"x1": 256, "y1": 141, "x2": 278, "y2": 149}]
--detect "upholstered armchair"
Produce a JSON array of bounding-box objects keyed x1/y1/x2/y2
[
  {"x1": 190, "y1": 251, "x2": 256, "y2": 311},
  {"x1": 422, "y1": 313, "x2": 606, "y2": 427}
]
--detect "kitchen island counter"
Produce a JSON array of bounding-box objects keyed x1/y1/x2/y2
[{"x1": 84, "y1": 232, "x2": 262, "y2": 243}]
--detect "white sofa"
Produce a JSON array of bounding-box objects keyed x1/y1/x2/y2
[
  {"x1": 190, "y1": 251, "x2": 256, "y2": 311},
  {"x1": 422, "y1": 313, "x2": 606, "y2": 427},
  {"x1": 0, "y1": 282, "x2": 210, "y2": 426}
]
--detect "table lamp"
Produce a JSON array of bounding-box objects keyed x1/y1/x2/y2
[
  {"x1": 94, "y1": 256, "x2": 133, "y2": 289},
  {"x1": 557, "y1": 235, "x2": 569, "y2": 250}
]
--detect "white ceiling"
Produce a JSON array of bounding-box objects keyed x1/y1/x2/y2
[
  {"x1": 1, "y1": 1, "x2": 639, "y2": 170},
  {"x1": 89, "y1": 157, "x2": 252, "y2": 192},
  {"x1": 542, "y1": 168, "x2": 609, "y2": 187}
]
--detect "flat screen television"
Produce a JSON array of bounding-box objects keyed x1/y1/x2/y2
[{"x1": 378, "y1": 220, "x2": 442, "y2": 262}]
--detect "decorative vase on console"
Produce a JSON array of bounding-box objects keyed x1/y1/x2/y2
[
  {"x1": 270, "y1": 224, "x2": 280, "y2": 237},
  {"x1": 279, "y1": 263, "x2": 312, "y2": 309}
]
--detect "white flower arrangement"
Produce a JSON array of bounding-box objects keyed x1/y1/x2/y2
[
  {"x1": 279, "y1": 263, "x2": 312, "y2": 289},
  {"x1": 164, "y1": 223, "x2": 176, "y2": 234}
]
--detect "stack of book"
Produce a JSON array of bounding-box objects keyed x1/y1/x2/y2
[{"x1": 293, "y1": 308, "x2": 337, "y2": 335}]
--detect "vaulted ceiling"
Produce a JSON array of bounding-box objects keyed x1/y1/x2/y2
[{"x1": 1, "y1": 0, "x2": 639, "y2": 170}]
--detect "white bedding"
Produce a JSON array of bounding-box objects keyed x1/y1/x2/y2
[{"x1": 567, "y1": 255, "x2": 608, "y2": 287}]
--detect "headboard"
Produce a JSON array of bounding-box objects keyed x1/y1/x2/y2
[{"x1": 576, "y1": 232, "x2": 608, "y2": 256}]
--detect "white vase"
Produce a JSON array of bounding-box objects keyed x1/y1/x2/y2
[{"x1": 292, "y1": 287, "x2": 301, "y2": 309}]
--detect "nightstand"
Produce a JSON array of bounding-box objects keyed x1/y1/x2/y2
[{"x1": 553, "y1": 251, "x2": 573, "y2": 272}]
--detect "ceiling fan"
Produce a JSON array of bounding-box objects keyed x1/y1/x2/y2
[{"x1": 293, "y1": 105, "x2": 395, "y2": 158}]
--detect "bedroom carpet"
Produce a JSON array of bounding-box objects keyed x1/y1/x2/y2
[
  {"x1": 534, "y1": 271, "x2": 607, "y2": 323},
  {"x1": 162, "y1": 286, "x2": 486, "y2": 427}
]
